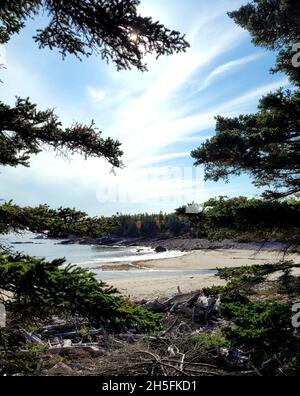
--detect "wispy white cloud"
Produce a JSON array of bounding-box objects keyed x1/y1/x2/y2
[
  {"x1": 196, "y1": 53, "x2": 264, "y2": 92},
  {"x1": 170, "y1": 78, "x2": 290, "y2": 138},
  {"x1": 110, "y1": 27, "x2": 246, "y2": 163},
  {"x1": 221, "y1": 78, "x2": 290, "y2": 114},
  {"x1": 129, "y1": 152, "x2": 191, "y2": 168}
]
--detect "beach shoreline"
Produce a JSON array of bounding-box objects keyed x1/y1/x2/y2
[{"x1": 107, "y1": 248, "x2": 300, "y2": 301}]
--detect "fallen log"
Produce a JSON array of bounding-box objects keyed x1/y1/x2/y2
[{"x1": 141, "y1": 300, "x2": 170, "y2": 313}]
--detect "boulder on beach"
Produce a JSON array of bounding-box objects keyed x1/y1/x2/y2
[{"x1": 155, "y1": 246, "x2": 167, "y2": 253}]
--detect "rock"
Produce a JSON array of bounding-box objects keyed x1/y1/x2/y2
[
  {"x1": 155, "y1": 246, "x2": 167, "y2": 253},
  {"x1": 34, "y1": 234, "x2": 46, "y2": 240},
  {"x1": 59, "y1": 240, "x2": 74, "y2": 245}
]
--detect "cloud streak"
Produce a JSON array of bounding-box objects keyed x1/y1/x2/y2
[{"x1": 196, "y1": 53, "x2": 264, "y2": 92}]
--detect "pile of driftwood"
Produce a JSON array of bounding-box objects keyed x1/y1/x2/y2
[
  {"x1": 131, "y1": 290, "x2": 253, "y2": 376},
  {"x1": 22, "y1": 320, "x2": 112, "y2": 354},
  {"x1": 22, "y1": 290, "x2": 221, "y2": 346},
  {"x1": 141, "y1": 289, "x2": 220, "y2": 323},
  {"x1": 5, "y1": 290, "x2": 257, "y2": 376}
]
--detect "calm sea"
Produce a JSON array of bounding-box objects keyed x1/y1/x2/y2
[{"x1": 0, "y1": 233, "x2": 215, "y2": 281}]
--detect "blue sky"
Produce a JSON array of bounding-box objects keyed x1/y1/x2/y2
[{"x1": 0, "y1": 0, "x2": 290, "y2": 216}]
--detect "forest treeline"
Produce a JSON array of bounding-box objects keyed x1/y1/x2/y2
[
  {"x1": 112, "y1": 196, "x2": 300, "y2": 242},
  {"x1": 111, "y1": 212, "x2": 195, "y2": 238},
  {"x1": 1, "y1": 196, "x2": 299, "y2": 242}
]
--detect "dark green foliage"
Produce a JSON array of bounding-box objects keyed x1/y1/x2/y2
[
  {"x1": 0, "y1": 0, "x2": 40, "y2": 46},
  {"x1": 0, "y1": 0, "x2": 189, "y2": 71},
  {"x1": 206, "y1": 262, "x2": 300, "y2": 372},
  {"x1": 144, "y1": 261, "x2": 300, "y2": 375},
  {"x1": 0, "y1": 250, "x2": 160, "y2": 331},
  {"x1": 203, "y1": 196, "x2": 300, "y2": 231},
  {"x1": 112, "y1": 212, "x2": 192, "y2": 238},
  {"x1": 0, "y1": 338, "x2": 49, "y2": 376},
  {"x1": 216, "y1": 261, "x2": 300, "y2": 302},
  {"x1": 191, "y1": 90, "x2": 300, "y2": 199},
  {"x1": 218, "y1": 261, "x2": 300, "y2": 282},
  {"x1": 228, "y1": 0, "x2": 300, "y2": 86},
  {"x1": 0, "y1": 98, "x2": 123, "y2": 168},
  {"x1": 220, "y1": 301, "x2": 295, "y2": 360},
  {"x1": 177, "y1": 196, "x2": 300, "y2": 242},
  {"x1": 0, "y1": 201, "x2": 117, "y2": 238},
  {"x1": 202, "y1": 285, "x2": 224, "y2": 298},
  {"x1": 273, "y1": 46, "x2": 300, "y2": 88}
]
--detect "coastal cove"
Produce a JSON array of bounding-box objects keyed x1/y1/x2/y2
[
  {"x1": 2, "y1": 233, "x2": 299, "y2": 300},
  {"x1": 0, "y1": 233, "x2": 210, "y2": 282}
]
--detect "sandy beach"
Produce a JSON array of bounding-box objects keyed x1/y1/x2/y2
[{"x1": 108, "y1": 249, "x2": 300, "y2": 300}]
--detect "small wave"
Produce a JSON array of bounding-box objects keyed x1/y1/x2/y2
[{"x1": 88, "y1": 250, "x2": 187, "y2": 265}]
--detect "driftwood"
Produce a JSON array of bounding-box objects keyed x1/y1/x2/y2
[
  {"x1": 11, "y1": 288, "x2": 255, "y2": 377},
  {"x1": 141, "y1": 299, "x2": 169, "y2": 312},
  {"x1": 22, "y1": 332, "x2": 44, "y2": 345},
  {"x1": 49, "y1": 343, "x2": 105, "y2": 354},
  {"x1": 141, "y1": 290, "x2": 218, "y2": 325},
  {"x1": 185, "y1": 292, "x2": 201, "y2": 307},
  {"x1": 133, "y1": 349, "x2": 237, "y2": 376}
]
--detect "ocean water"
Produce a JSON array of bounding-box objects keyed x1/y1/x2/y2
[{"x1": 0, "y1": 233, "x2": 215, "y2": 281}]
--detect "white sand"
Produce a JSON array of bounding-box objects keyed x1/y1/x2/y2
[{"x1": 108, "y1": 249, "x2": 300, "y2": 300}]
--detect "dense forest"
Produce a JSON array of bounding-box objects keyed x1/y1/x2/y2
[
  {"x1": 112, "y1": 212, "x2": 196, "y2": 238},
  {"x1": 1, "y1": 197, "x2": 299, "y2": 243},
  {"x1": 112, "y1": 196, "x2": 300, "y2": 242},
  {"x1": 0, "y1": 203, "x2": 199, "y2": 239}
]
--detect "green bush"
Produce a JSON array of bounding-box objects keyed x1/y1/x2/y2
[
  {"x1": 0, "y1": 202, "x2": 117, "y2": 238},
  {"x1": 177, "y1": 197, "x2": 300, "y2": 243},
  {"x1": 0, "y1": 251, "x2": 160, "y2": 332},
  {"x1": 220, "y1": 301, "x2": 296, "y2": 361}
]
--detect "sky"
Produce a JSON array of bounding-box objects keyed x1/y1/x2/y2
[{"x1": 0, "y1": 0, "x2": 290, "y2": 216}]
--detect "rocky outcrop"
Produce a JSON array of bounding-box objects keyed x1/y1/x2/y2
[{"x1": 155, "y1": 246, "x2": 167, "y2": 253}]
